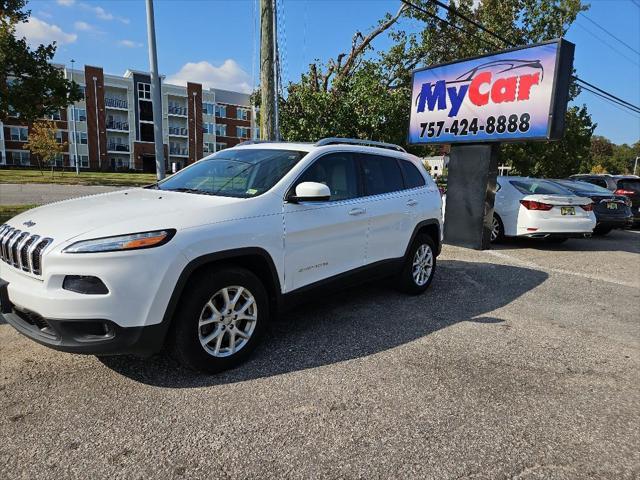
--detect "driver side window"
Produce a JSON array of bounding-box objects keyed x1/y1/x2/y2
[{"x1": 296, "y1": 153, "x2": 360, "y2": 201}]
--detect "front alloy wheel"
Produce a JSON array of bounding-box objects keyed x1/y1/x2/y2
[
  {"x1": 198, "y1": 286, "x2": 258, "y2": 357},
  {"x1": 168, "y1": 267, "x2": 268, "y2": 373}
]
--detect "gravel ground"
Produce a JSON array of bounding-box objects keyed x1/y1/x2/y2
[
  {"x1": 0, "y1": 184, "x2": 127, "y2": 205},
  {"x1": 1, "y1": 230, "x2": 638, "y2": 479}
]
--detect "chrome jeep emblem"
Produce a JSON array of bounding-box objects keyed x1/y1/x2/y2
[{"x1": 22, "y1": 220, "x2": 36, "y2": 228}]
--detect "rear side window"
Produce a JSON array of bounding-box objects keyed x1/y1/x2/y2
[
  {"x1": 584, "y1": 177, "x2": 608, "y2": 188},
  {"x1": 296, "y1": 152, "x2": 360, "y2": 201},
  {"x1": 399, "y1": 160, "x2": 426, "y2": 189},
  {"x1": 361, "y1": 154, "x2": 404, "y2": 195},
  {"x1": 617, "y1": 179, "x2": 640, "y2": 192},
  {"x1": 510, "y1": 179, "x2": 572, "y2": 195}
]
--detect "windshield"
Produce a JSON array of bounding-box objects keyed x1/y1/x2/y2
[
  {"x1": 553, "y1": 179, "x2": 612, "y2": 195},
  {"x1": 510, "y1": 179, "x2": 573, "y2": 196},
  {"x1": 157, "y1": 149, "x2": 307, "y2": 198}
]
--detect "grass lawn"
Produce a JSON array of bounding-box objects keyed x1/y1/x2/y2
[
  {"x1": 0, "y1": 204, "x2": 37, "y2": 224},
  {"x1": 0, "y1": 169, "x2": 157, "y2": 187}
]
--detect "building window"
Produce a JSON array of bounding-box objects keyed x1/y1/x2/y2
[
  {"x1": 216, "y1": 142, "x2": 227, "y2": 151},
  {"x1": 202, "y1": 102, "x2": 215, "y2": 116},
  {"x1": 236, "y1": 108, "x2": 249, "y2": 121},
  {"x1": 236, "y1": 126, "x2": 250, "y2": 138},
  {"x1": 7, "y1": 150, "x2": 30, "y2": 165},
  {"x1": 55, "y1": 130, "x2": 64, "y2": 143},
  {"x1": 203, "y1": 142, "x2": 215, "y2": 154},
  {"x1": 71, "y1": 154, "x2": 89, "y2": 168},
  {"x1": 71, "y1": 107, "x2": 86, "y2": 122},
  {"x1": 202, "y1": 122, "x2": 216, "y2": 134},
  {"x1": 138, "y1": 82, "x2": 151, "y2": 100},
  {"x1": 215, "y1": 104, "x2": 226, "y2": 118},
  {"x1": 10, "y1": 126, "x2": 28, "y2": 141},
  {"x1": 73, "y1": 131, "x2": 88, "y2": 144},
  {"x1": 215, "y1": 124, "x2": 226, "y2": 137},
  {"x1": 139, "y1": 100, "x2": 153, "y2": 121},
  {"x1": 140, "y1": 123, "x2": 154, "y2": 142},
  {"x1": 46, "y1": 111, "x2": 61, "y2": 121}
]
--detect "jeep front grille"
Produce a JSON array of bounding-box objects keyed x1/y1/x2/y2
[{"x1": 0, "y1": 225, "x2": 53, "y2": 276}]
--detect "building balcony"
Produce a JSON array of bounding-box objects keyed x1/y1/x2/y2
[
  {"x1": 169, "y1": 148, "x2": 188, "y2": 157},
  {"x1": 168, "y1": 126, "x2": 188, "y2": 137},
  {"x1": 105, "y1": 97, "x2": 129, "y2": 110},
  {"x1": 106, "y1": 120, "x2": 129, "y2": 132},
  {"x1": 107, "y1": 143, "x2": 130, "y2": 153},
  {"x1": 168, "y1": 105, "x2": 188, "y2": 116}
]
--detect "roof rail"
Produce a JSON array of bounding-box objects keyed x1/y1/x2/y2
[
  {"x1": 315, "y1": 137, "x2": 406, "y2": 153},
  {"x1": 236, "y1": 140, "x2": 274, "y2": 146}
]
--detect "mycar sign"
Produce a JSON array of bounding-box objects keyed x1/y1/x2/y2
[{"x1": 408, "y1": 39, "x2": 575, "y2": 145}]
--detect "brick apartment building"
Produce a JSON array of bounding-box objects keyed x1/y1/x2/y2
[{"x1": 0, "y1": 64, "x2": 256, "y2": 172}]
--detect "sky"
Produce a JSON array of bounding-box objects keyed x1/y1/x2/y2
[{"x1": 15, "y1": 0, "x2": 640, "y2": 145}]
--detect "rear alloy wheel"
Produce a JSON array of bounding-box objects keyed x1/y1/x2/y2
[
  {"x1": 396, "y1": 234, "x2": 436, "y2": 295},
  {"x1": 490, "y1": 214, "x2": 505, "y2": 243},
  {"x1": 168, "y1": 267, "x2": 268, "y2": 373}
]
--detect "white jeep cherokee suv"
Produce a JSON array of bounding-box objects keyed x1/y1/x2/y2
[{"x1": 0, "y1": 138, "x2": 442, "y2": 373}]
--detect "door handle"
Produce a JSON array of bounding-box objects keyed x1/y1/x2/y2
[
  {"x1": 348, "y1": 208, "x2": 366, "y2": 216},
  {"x1": 407, "y1": 199, "x2": 418, "y2": 207}
]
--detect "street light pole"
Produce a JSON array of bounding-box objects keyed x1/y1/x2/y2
[
  {"x1": 145, "y1": 0, "x2": 165, "y2": 180},
  {"x1": 70, "y1": 59, "x2": 79, "y2": 175},
  {"x1": 634, "y1": 156, "x2": 639, "y2": 176}
]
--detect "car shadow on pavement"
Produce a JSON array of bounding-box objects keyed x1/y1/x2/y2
[
  {"x1": 491, "y1": 229, "x2": 640, "y2": 255},
  {"x1": 98, "y1": 260, "x2": 548, "y2": 387}
]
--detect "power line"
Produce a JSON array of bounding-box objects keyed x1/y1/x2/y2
[
  {"x1": 401, "y1": 0, "x2": 499, "y2": 50},
  {"x1": 573, "y1": 21, "x2": 640, "y2": 67},
  {"x1": 579, "y1": 12, "x2": 639, "y2": 55},
  {"x1": 400, "y1": 0, "x2": 640, "y2": 114},
  {"x1": 580, "y1": 84, "x2": 640, "y2": 115}
]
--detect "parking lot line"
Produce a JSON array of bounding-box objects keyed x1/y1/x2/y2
[{"x1": 484, "y1": 249, "x2": 640, "y2": 289}]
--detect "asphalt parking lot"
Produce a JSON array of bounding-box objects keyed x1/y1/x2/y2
[{"x1": 1, "y1": 230, "x2": 638, "y2": 479}]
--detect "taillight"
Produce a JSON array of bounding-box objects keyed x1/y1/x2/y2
[
  {"x1": 614, "y1": 189, "x2": 635, "y2": 196},
  {"x1": 580, "y1": 203, "x2": 594, "y2": 211},
  {"x1": 520, "y1": 200, "x2": 553, "y2": 211}
]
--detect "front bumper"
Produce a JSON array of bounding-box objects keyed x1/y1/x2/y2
[{"x1": 1, "y1": 279, "x2": 164, "y2": 355}]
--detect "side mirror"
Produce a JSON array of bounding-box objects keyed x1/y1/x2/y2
[{"x1": 288, "y1": 182, "x2": 331, "y2": 203}]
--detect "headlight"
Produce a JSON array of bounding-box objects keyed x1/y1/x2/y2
[{"x1": 63, "y1": 229, "x2": 176, "y2": 253}]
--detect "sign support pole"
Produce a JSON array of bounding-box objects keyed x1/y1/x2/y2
[{"x1": 444, "y1": 143, "x2": 499, "y2": 250}]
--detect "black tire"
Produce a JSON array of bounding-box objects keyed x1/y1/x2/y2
[
  {"x1": 396, "y1": 234, "x2": 437, "y2": 295},
  {"x1": 167, "y1": 266, "x2": 269, "y2": 373},
  {"x1": 593, "y1": 226, "x2": 612, "y2": 236},
  {"x1": 490, "y1": 214, "x2": 505, "y2": 243}
]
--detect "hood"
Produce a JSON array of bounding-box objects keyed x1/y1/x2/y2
[{"x1": 5, "y1": 188, "x2": 257, "y2": 245}]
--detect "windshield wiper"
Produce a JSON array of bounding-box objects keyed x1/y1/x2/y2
[{"x1": 164, "y1": 187, "x2": 215, "y2": 195}]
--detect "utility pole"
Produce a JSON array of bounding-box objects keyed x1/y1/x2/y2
[
  {"x1": 260, "y1": 0, "x2": 276, "y2": 141},
  {"x1": 145, "y1": 0, "x2": 165, "y2": 180},
  {"x1": 70, "y1": 59, "x2": 79, "y2": 175},
  {"x1": 634, "y1": 156, "x2": 639, "y2": 176},
  {"x1": 272, "y1": 0, "x2": 280, "y2": 141}
]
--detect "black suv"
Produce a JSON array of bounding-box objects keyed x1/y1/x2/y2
[
  {"x1": 569, "y1": 174, "x2": 640, "y2": 226},
  {"x1": 551, "y1": 179, "x2": 633, "y2": 235}
]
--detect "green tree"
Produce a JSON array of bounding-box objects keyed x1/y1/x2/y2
[{"x1": 0, "y1": 0, "x2": 82, "y2": 121}]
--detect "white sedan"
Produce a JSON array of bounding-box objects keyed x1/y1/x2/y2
[{"x1": 492, "y1": 176, "x2": 596, "y2": 243}]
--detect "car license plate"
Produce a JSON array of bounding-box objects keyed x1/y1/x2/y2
[
  {"x1": 561, "y1": 206, "x2": 575, "y2": 215},
  {"x1": 607, "y1": 202, "x2": 618, "y2": 210}
]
